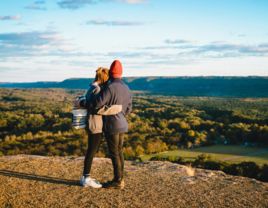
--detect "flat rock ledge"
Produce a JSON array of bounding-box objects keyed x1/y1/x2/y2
[{"x1": 0, "y1": 155, "x2": 268, "y2": 208}]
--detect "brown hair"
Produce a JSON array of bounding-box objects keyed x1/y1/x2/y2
[{"x1": 93, "y1": 67, "x2": 109, "y2": 88}]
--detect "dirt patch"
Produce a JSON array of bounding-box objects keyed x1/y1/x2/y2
[{"x1": 0, "y1": 155, "x2": 268, "y2": 207}]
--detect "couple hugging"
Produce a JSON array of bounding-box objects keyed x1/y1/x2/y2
[{"x1": 74, "y1": 60, "x2": 132, "y2": 189}]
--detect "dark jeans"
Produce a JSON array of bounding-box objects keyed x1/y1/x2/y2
[
  {"x1": 106, "y1": 133, "x2": 125, "y2": 181},
  {"x1": 83, "y1": 133, "x2": 102, "y2": 174}
]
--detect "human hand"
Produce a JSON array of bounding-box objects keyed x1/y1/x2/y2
[{"x1": 74, "y1": 99, "x2": 81, "y2": 108}]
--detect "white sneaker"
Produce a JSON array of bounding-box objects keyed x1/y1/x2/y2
[{"x1": 82, "y1": 177, "x2": 102, "y2": 188}]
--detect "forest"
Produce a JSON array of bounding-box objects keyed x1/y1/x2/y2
[{"x1": 1, "y1": 87, "x2": 268, "y2": 159}]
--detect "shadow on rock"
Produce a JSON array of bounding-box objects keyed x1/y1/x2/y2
[{"x1": 0, "y1": 170, "x2": 80, "y2": 186}]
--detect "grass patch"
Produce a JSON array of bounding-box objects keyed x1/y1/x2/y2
[
  {"x1": 226, "y1": 152, "x2": 268, "y2": 165},
  {"x1": 140, "y1": 145, "x2": 268, "y2": 165}
]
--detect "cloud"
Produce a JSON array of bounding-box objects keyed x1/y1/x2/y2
[
  {"x1": 0, "y1": 30, "x2": 76, "y2": 58},
  {"x1": 110, "y1": 0, "x2": 150, "y2": 4},
  {"x1": 210, "y1": 41, "x2": 226, "y2": 44},
  {"x1": 86, "y1": 19, "x2": 143, "y2": 26},
  {"x1": 259, "y1": 43, "x2": 268, "y2": 47},
  {"x1": 47, "y1": 25, "x2": 57, "y2": 29},
  {"x1": 142, "y1": 45, "x2": 197, "y2": 50},
  {"x1": 0, "y1": 15, "x2": 21, "y2": 20},
  {"x1": 35, "y1": 0, "x2": 46, "y2": 3},
  {"x1": 106, "y1": 51, "x2": 173, "y2": 59},
  {"x1": 144, "y1": 59, "x2": 198, "y2": 66},
  {"x1": 57, "y1": 0, "x2": 150, "y2": 9},
  {"x1": 185, "y1": 42, "x2": 268, "y2": 58},
  {"x1": 165, "y1": 39, "x2": 196, "y2": 44},
  {"x1": 140, "y1": 42, "x2": 268, "y2": 58},
  {"x1": 238, "y1": 34, "x2": 246, "y2": 37},
  {"x1": 16, "y1": 22, "x2": 26, "y2": 25},
  {"x1": 194, "y1": 43, "x2": 247, "y2": 53},
  {"x1": 67, "y1": 60, "x2": 96, "y2": 66},
  {"x1": 0, "y1": 30, "x2": 73, "y2": 46},
  {"x1": 25, "y1": 4, "x2": 47, "y2": 10}
]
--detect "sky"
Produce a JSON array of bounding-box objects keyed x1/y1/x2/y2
[{"x1": 0, "y1": 0, "x2": 268, "y2": 82}]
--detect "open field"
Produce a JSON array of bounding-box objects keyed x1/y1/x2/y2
[
  {"x1": 141, "y1": 145, "x2": 268, "y2": 165},
  {"x1": 226, "y1": 152, "x2": 268, "y2": 164}
]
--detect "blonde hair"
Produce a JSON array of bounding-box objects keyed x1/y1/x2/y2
[{"x1": 93, "y1": 67, "x2": 109, "y2": 88}]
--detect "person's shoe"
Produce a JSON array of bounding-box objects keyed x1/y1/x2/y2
[
  {"x1": 82, "y1": 177, "x2": 102, "y2": 188},
  {"x1": 103, "y1": 179, "x2": 124, "y2": 189}
]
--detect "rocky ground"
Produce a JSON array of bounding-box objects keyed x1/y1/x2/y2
[{"x1": 0, "y1": 155, "x2": 268, "y2": 208}]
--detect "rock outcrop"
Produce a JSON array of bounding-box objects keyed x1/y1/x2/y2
[{"x1": 1, "y1": 155, "x2": 267, "y2": 207}]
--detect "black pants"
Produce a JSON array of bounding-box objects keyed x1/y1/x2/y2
[
  {"x1": 106, "y1": 133, "x2": 125, "y2": 181},
  {"x1": 83, "y1": 133, "x2": 102, "y2": 175}
]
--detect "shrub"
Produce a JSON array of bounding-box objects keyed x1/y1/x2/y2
[
  {"x1": 259, "y1": 164, "x2": 268, "y2": 182},
  {"x1": 239, "y1": 162, "x2": 260, "y2": 178},
  {"x1": 135, "y1": 145, "x2": 144, "y2": 157},
  {"x1": 177, "y1": 157, "x2": 186, "y2": 164},
  {"x1": 204, "y1": 161, "x2": 220, "y2": 170},
  {"x1": 4, "y1": 136, "x2": 10, "y2": 142},
  {"x1": 168, "y1": 155, "x2": 176, "y2": 162},
  {"x1": 169, "y1": 145, "x2": 178, "y2": 150},
  {"x1": 150, "y1": 155, "x2": 164, "y2": 161}
]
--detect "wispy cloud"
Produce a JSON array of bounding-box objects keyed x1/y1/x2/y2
[
  {"x1": 0, "y1": 30, "x2": 75, "y2": 58},
  {"x1": 16, "y1": 22, "x2": 26, "y2": 25},
  {"x1": 86, "y1": 19, "x2": 143, "y2": 26},
  {"x1": 165, "y1": 39, "x2": 196, "y2": 44},
  {"x1": 35, "y1": 0, "x2": 46, "y2": 3},
  {"x1": 106, "y1": 51, "x2": 173, "y2": 59},
  {"x1": 143, "y1": 40, "x2": 268, "y2": 58},
  {"x1": 144, "y1": 59, "x2": 198, "y2": 66},
  {"x1": 185, "y1": 42, "x2": 268, "y2": 58},
  {"x1": 259, "y1": 43, "x2": 268, "y2": 47},
  {"x1": 0, "y1": 15, "x2": 21, "y2": 20},
  {"x1": 0, "y1": 30, "x2": 73, "y2": 46},
  {"x1": 210, "y1": 41, "x2": 226, "y2": 44},
  {"x1": 57, "y1": 0, "x2": 150, "y2": 9},
  {"x1": 111, "y1": 0, "x2": 150, "y2": 4},
  {"x1": 26, "y1": 4, "x2": 47, "y2": 10},
  {"x1": 142, "y1": 45, "x2": 197, "y2": 50}
]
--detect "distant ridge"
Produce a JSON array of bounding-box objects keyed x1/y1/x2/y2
[{"x1": 1, "y1": 76, "x2": 268, "y2": 97}]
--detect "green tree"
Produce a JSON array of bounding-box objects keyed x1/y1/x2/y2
[
  {"x1": 135, "y1": 145, "x2": 144, "y2": 156},
  {"x1": 146, "y1": 143, "x2": 155, "y2": 155}
]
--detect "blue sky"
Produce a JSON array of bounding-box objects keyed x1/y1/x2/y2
[{"x1": 0, "y1": 0, "x2": 268, "y2": 82}]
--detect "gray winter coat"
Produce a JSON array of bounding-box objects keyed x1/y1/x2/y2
[{"x1": 85, "y1": 83, "x2": 102, "y2": 134}]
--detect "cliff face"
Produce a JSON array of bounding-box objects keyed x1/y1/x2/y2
[{"x1": 1, "y1": 155, "x2": 268, "y2": 207}]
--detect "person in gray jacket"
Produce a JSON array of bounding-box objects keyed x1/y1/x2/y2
[{"x1": 80, "y1": 67, "x2": 109, "y2": 188}]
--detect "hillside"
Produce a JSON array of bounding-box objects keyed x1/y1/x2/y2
[
  {"x1": 0, "y1": 155, "x2": 267, "y2": 207},
  {"x1": 1, "y1": 76, "x2": 268, "y2": 97}
]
